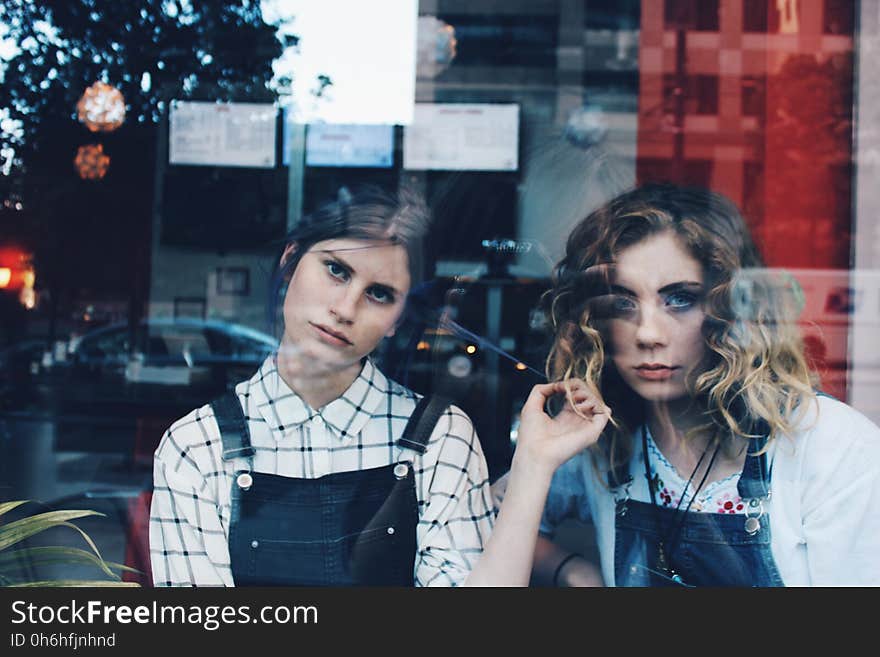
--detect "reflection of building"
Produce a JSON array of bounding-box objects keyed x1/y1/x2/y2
[
  {"x1": 637, "y1": 0, "x2": 854, "y2": 268},
  {"x1": 414, "y1": 0, "x2": 641, "y2": 275},
  {"x1": 636, "y1": 0, "x2": 855, "y2": 400}
]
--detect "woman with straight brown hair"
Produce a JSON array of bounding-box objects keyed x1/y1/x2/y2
[{"x1": 150, "y1": 185, "x2": 495, "y2": 586}]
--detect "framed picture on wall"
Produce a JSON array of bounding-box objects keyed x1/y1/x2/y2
[
  {"x1": 216, "y1": 267, "x2": 250, "y2": 296},
  {"x1": 173, "y1": 297, "x2": 206, "y2": 319}
]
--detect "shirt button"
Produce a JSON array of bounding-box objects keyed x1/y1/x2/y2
[
  {"x1": 311, "y1": 416, "x2": 324, "y2": 427},
  {"x1": 251, "y1": 540, "x2": 259, "y2": 549},
  {"x1": 386, "y1": 527, "x2": 395, "y2": 535}
]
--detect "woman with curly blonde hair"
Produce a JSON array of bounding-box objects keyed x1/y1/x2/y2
[{"x1": 467, "y1": 183, "x2": 880, "y2": 587}]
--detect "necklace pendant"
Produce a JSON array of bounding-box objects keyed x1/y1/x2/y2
[
  {"x1": 657, "y1": 544, "x2": 669, "y2": 570},
  {"x1": 656, "y1": 547, "x2": 684, "y2": 584}
]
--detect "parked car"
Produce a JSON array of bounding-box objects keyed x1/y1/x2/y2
[
  {"x1": 67, "y1": 317, "x2": 277, "y2": 391},
  {"x1": 48, "y1": 318, "x2": 277, "y2": 454}
]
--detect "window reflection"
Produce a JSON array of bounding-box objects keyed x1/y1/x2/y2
[{"x1": 0, "y1": 0, "x2": 875, "y2": 588}]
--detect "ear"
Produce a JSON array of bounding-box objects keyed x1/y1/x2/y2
[
  {"x1": 280, "y1": 242, "x2": 298, "y2": 268},
  {"x1": 384, "y1": 325, "x2": 397, "y2": 339}
]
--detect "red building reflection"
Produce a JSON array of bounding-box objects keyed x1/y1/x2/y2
[{"x1": 636, "y1": 0, "x2": 854, "y2": 399}]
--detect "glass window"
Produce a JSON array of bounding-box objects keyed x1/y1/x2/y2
[{"x1": 1, "y1": 0, "x2": 875, "y2": 591}]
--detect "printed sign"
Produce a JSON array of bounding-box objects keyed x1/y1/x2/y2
[{"x1": 170, "y1": 101, "x2": 277, "y2": 168}]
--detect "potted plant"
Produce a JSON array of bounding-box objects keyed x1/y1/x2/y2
[{"x1": 0, "y1": 500, "x2": 139, "y2": 587}]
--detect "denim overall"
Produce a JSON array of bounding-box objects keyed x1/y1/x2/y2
[
  {"x1": 611, "y1": 427, "x2": 784, "y2": 587},
  {"x1": 211, "y1": 391, "x2": 448, "y2": 586}
]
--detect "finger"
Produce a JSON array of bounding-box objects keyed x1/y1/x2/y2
[
  {"x1": 563, "y1": 379, "x2": 598, "y2": 405},
  {"x1": 566, "y1": 385, "x2": 602, "y2": 409},
  {"x1": 564, "y1": 378, "x2": 589, "y2": 394},
  {"x1": 574, "y1": 397, "x2": 603, "y2": 415},
  {"x1": 588, "y1": 410, "x2": 612, "y2": 429},
  {"x1": 572, "y1": 398, "x2": 612, "y2": 422},
  {"x1": 523, "y1": 382, "x2": 565, "y2": 412},
  {"x1": 568, "y1": 388, "x2": 595, "y2": 406}
]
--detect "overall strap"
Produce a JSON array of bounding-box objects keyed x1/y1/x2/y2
[
  {"x1": 211, "y1": 391, "x2": 256, "y2": 462},
  {"x1": 396, "y1": 395, "x2": 451, "y2": 455},
  {"x1": 737, "y1": 435, "x2": 770, "y2": 500},
  {"x1": 607, "y1": 459, "x2": 633, "y2": 490}
]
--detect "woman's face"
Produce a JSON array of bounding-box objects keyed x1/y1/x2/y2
[
  {"x1": 606, "y1": 231, "x2": 707, "y2": 403},
  {"x1": 280, "y1": 237, "x2": 411, "y2": 374}
]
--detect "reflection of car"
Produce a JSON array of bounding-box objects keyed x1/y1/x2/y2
[
  {"x1": 68, "y1": 318, "x2": 277, "y2": 391},
  {"x1": 61, "y1": 318, "x2": 277, "y2": 416},
  {"x1": 52, "y1": 319, "x2": 278, "y2": 454}
]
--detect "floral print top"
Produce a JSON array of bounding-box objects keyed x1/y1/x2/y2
[{"x1": 642, "y1": 429, "x2": 746, "y2": 514}]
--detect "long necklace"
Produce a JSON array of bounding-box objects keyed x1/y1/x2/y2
[{"x1": 641, "y1": 425, "x2": 721, "y2": 584}]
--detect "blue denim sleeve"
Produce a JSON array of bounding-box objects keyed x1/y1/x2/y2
[{"x1": 538, "y1": 453, "x2": 591, "y2": 537}]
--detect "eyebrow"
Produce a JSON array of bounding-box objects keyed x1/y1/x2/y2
[
  {"x1": 610, "y1": 281, "x2": 703, "y2": 296},
  {"x1": 320, "y1": 250, "x2": 403, "y2": 296}
]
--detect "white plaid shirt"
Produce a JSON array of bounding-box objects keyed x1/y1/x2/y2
[{"x1": 149, "y1": 356, "x2": 495, "y2": 586}]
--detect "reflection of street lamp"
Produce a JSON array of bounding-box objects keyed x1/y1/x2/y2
[
  {"x1": 73, "y1": 144, "x2": 110, "y2": 180},
  {"x1": 564, "y1": 105, "x2": 608, "y2": 149},
  {"x1": 417, "y1": 16, "x2": 456, "y2": 79},
  {"x1": 76, "y1": 81, "x2": 126, "y2": 133}
]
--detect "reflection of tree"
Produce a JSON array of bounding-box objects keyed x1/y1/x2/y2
[
  {"x1": 0, "y1": 1, "x2": 283, "y2": 339},
  {"x1": 1, "y1": 1, "x2": 282, "y2": 159},
  {"x1": 761, "y1": 53, "x2": 853, "y2": 268}
]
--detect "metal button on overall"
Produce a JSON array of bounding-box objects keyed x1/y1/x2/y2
[{"x1": 237, "y1": 473, "x2": 253, "y2": 490}]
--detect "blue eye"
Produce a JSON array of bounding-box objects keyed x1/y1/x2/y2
[
  {"x1": 325, "y1": 260, "x2": 349, "y2": 281},
  {"x1": 665, "y1": 291, "x2": 698, "y2": 310},
  {"x1": 611, "y1": 295, "x2": 637, "y2": 315},
  {"x1": 366, "y1": 286, "x2": 395, "y2": 305}
]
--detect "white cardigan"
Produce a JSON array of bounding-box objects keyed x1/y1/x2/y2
[{"x1": 538, "y1": 395, "x2": 880, "y2": 586}]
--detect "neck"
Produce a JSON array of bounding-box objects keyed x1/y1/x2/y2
[
  {"x1": 276, "y1": 346, "x2": 361, "y2": 410},
  {"x1": 645, "y1": 397, "x2": 750, "y2": 489},
  {"x1": 646, "y1": 397, "x2": 712, "y2": 457}
]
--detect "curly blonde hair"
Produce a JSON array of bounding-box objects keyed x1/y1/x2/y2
[{"x1": 543, "y1": 184, "x2": 818, "y2": 483}]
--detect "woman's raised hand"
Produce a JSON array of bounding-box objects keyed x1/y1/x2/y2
[{"x1": 514, "y1": 380, "x2": 611, "y2": 476}]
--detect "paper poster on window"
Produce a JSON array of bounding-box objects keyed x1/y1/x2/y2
[
  {"x1": 403, "y1": 104, "x2": 519, "y2": 171},
  {"x1": 169, "y1": 101, "x2": 277, "y2": 168},
  {"x1": 304, "y1": 124, "x2": 394, "y2": 167}
]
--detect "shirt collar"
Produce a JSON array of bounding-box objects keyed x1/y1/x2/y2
[{"x1": 250, "y1": 355, "x2": 389, "y2": 442}]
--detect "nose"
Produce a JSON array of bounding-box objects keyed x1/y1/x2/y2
[
  {"x1": 329, "y1": 286, "x2": 358, "y2": 325},
  {"x1": 634, "y1": 304, "x2": 668, "y2": 350}
]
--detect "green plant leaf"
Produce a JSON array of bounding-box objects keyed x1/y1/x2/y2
[
  {"x1": 0, "y1": 510, "x2": 104, "y2": 552},
  {"x1": 0, "y1": 502, "x2": 141, "y2": 588},
  {"x1": 52, "y1": 522, "x2": 118, "y2": 578},
  {"x1": 0, "y1": 547, "x2": 139, "y2": 579},
  {"x1": 7, "y1": 580, "x2": 141, "y2": 588},
  {"x1": 0, "y1": 501, "x2": 30, "y2": 518}
]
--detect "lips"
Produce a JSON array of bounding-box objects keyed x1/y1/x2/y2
[
  {"x1": 309, "y1": 322, "x2": 353, "y2": 347},
  {"x1": 633, "y1": 364, "x2": 680, "y2": 381}
]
